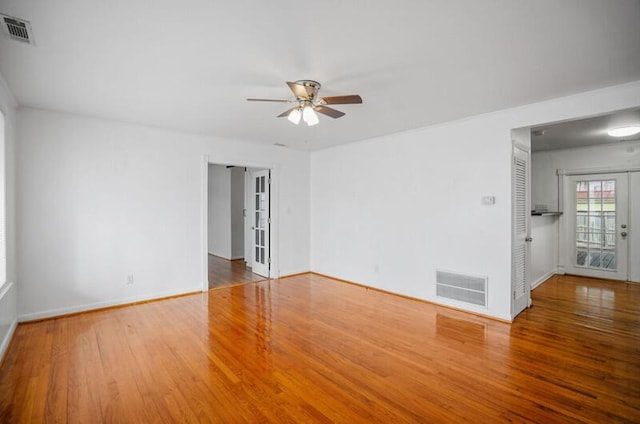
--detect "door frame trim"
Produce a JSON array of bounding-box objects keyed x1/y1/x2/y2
[
  {"x1": 200, "y1": 156, "x2": 280, "y2": 292},
  {"x1": 558, "y1": 168, "x2": 634, "y2": 281}
]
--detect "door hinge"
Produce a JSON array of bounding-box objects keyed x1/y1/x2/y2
[
  {"x1": 513, "y1": 290, "x2": 515, "y2": 300},
  {"x1": 268, "y1": 217, "x2": 271, "y2": 224}
]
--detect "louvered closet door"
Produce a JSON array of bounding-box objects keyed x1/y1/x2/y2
[{"x1": 512, "y1": 146, "x2": 530, "y2": 317}]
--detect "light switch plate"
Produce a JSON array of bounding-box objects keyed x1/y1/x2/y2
[{"x1": 482, "y1": 196, "x2": 496, "y2": 205}]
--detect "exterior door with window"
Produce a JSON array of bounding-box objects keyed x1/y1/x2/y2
[
  {"x1": 251, "y1": 170, "x2": 270, "y2": 277},
  {"x1": 566, "y1": 173, "x2": 628, "y2": 280}
]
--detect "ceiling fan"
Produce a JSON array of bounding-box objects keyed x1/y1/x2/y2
[{"x1": 247, "y1": 80, "x2": 362, "y2": 126}]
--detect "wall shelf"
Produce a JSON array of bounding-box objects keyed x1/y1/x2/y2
[{"x1": 531, "y1": 211, "x2": 563, "y2": 216}]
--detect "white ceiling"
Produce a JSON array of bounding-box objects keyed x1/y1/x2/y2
[
  {"x1": 531, "y1": 107, "x2": 640, "y2": 152},
  {"x1": 1, "y1": 1, "x2": 639, "y2": 151}
]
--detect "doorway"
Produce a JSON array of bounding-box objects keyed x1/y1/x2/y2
[
  {"x1": 564, "y1": 171, "x2": 639, "y2": 282},
  {"x1": 528, "y1": 107, "x2": 640, "y2": 291},
  {"x1": 205, "y1": 163, "x2": 272, "y2": 290}
]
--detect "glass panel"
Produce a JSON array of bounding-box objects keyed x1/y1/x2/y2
[
  {"x1": 588, "y1": 215, "x2": 602, "y2": 232},
  {"x1": 576, "y1": 214, "x2": 588, "y2": 231},
  {"x1": 255, "y1": 212, "x2": 259, "y2": 228},
  {"x1": 603, "y1": 253, "x2": 616, "y2": 270},
  {"x1": 260, "y1": 247, "x2": 265, "y2": 264},
  {"x1": 576, "y1": 231, "x2": 588, "y2": 246},
  {"x1": 260, "y1": 176, "x2": 265, "y2": 193},
  {"x1": 604, "y1": 232, "x2": 616, "y2": 247},
  {"x1": 589, "y1": 232, "x2": 602, "y2": 245},
  {"x1": 255, "y1": 246, "x2": 259, "y2": 262},
  {"x1": 589, "y1": 181, "x2": 602, "y2": 198},
  {"x1": 255, "y1": 229, "x2": 259, "y2": 245},
  {"x1": 255, "y1": 177, "x2": 259, "y2": 193},
  {"x1": 575, "y1": 179, "x2": 616, "y2": 271},
  {"x1": 604, "y1": 213, "x2": 616, "y2": 232},
  {"x1": 588, "y1": 199, "x2": 602, "y2": 212},
  {"x1": 260, "y1": 230, "x2": 265, "y2": 246}
]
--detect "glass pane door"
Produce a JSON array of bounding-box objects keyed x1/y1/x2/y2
[
  {"x1": 251, "y1": 170, "x2": 270, "y2": 278},
  {"x1": 567, "y1": 172, "x2": 628, "y2": 281}
]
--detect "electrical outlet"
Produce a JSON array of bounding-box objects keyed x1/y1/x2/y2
[{"x1": 126, "y1": 274, "x2": 134, "y2": 285}]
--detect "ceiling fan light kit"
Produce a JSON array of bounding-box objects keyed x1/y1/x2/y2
[
  {"x1": 247, "y1": 80, "x2": 362, "y2": 126},
  {"x1": 287, "y1": 107, "x2": 302, "y2": 125},
  {"x1": 302, "y1": 104, "x2": 319, "y2": 126}
]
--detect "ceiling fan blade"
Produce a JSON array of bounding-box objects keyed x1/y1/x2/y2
[
  {"x1": 315, "y1": 105, "x2": 345, "y2": 119},
  {"x1": 277, "y1": 107, "x2": 299, "y2": 118},
  {"x1": 247, "y1": 98, "x2": 292, "y2": 103},
  {"x1": 287, "y1": 81, "x2": 310, "y2": 100},
  {"x1": 317, "y1": 95, "x2": 363, "y2": 105}
]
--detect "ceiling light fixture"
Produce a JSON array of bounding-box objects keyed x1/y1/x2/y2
[
  {"x1": 302, "y1": 104, "x2": 319, "y2": 126},
  {"x1": 608, "y1": 126, "x2": 640, "y2": 137},
  {"x1": 287, "y1": 108, "x2": 302, "y2": 125}
]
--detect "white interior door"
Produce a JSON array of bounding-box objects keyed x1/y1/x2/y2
[
  {"x1": 565, "y1": 173, "x2": 628, "y2": 280},
  {"x1": 251, "y1": 170, "x2": 270, "y2": 277},
  {"x1": 629, "y1": 172, "x2": 640, "y2": 283},
  {"x1": 512, "y1": 146, "x2": 530, "y2": 317}
]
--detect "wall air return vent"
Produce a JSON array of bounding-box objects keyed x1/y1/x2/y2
[
  {"x1": 436, "y1": 270, "x2": 487, "y2": 308},
  {"x1": 0, "y1": 14, "x2": 35, "y2": 45}
]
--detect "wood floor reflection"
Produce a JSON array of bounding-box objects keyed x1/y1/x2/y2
[
  {"x1": 0, "y1": 273, "x2": 638, "y2": 423},
  {"x1": 208, "y1": 254, "x2": 264, "y2": 289}
]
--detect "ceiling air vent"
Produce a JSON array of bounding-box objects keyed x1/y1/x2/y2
[{"x1": 0, "y1": 14, "x2": 35, "y2": 45}]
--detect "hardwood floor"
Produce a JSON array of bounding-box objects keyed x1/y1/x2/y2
[
  {"x1": 208, "y1": 254, "x2": 265, "y2": 289},
  {"x1": 1, "y1": 273, "x2": 639, "y2": 423}
]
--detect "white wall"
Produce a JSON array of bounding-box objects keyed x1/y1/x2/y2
[
  {"x1": 532, "y1": 139, "x2": 640, "y2": 207},
  {"x1": 230, "y1": 167, "x2": 244, "y2": 259},
  {"x1": 0, "y1": 72, "x2": 18, "y2": 362},
  {"x1": 207, "y1": 165, "x2": 245, "y2": 260},
  {"x1": 530, "y1": 216, "x2": 558, "y2": 289},
  {"x1": 16, "y1": 108, "x2": 310, "y2": 320},
  {"x1": 311, "y1": 80, "x2": 640, "y2": 321},
  {"x1": 208, "y1": 164, "x2": 231, "y2": 258}
]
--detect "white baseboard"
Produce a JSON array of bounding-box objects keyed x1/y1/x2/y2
[
  {"x1": 0, "y1": 319, "x2": 17, "y2": 364},
  {"x1": 0, "y1": 281, "x2": 18, "y2": 363},
  {"x1": 531, "y1": 271, "x2": 556, "y2": 290},
  {"x1": 18, "y1": 286, "x2": 202, "y2": 322}
]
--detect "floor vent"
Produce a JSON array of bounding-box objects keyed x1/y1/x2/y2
[
  {"x1": 1, "y1": 14, "x2": 35, "y2": 45},
  {"x1": 436, "y1": 270, "x2": 487, "y2": 307}
]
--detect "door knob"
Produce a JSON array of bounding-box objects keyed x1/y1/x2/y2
[
  {"x1": 621, "y1": 232, "x2": 627, "y2": 237},
  {"x1": 525, "y1": 237, "x2": 533, "y2": 242}
]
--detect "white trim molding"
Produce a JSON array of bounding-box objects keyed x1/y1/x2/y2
[{"x1": 0, "y1": 281, "x2": 17, "y2": 363}]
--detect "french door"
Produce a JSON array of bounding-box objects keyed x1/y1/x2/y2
[
  {"x1": 251, "y1": 170, "x2": 270, "y2": 277},
  {"x1": 565, "y1": 173, "x2": 628, "y2": 280}
]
